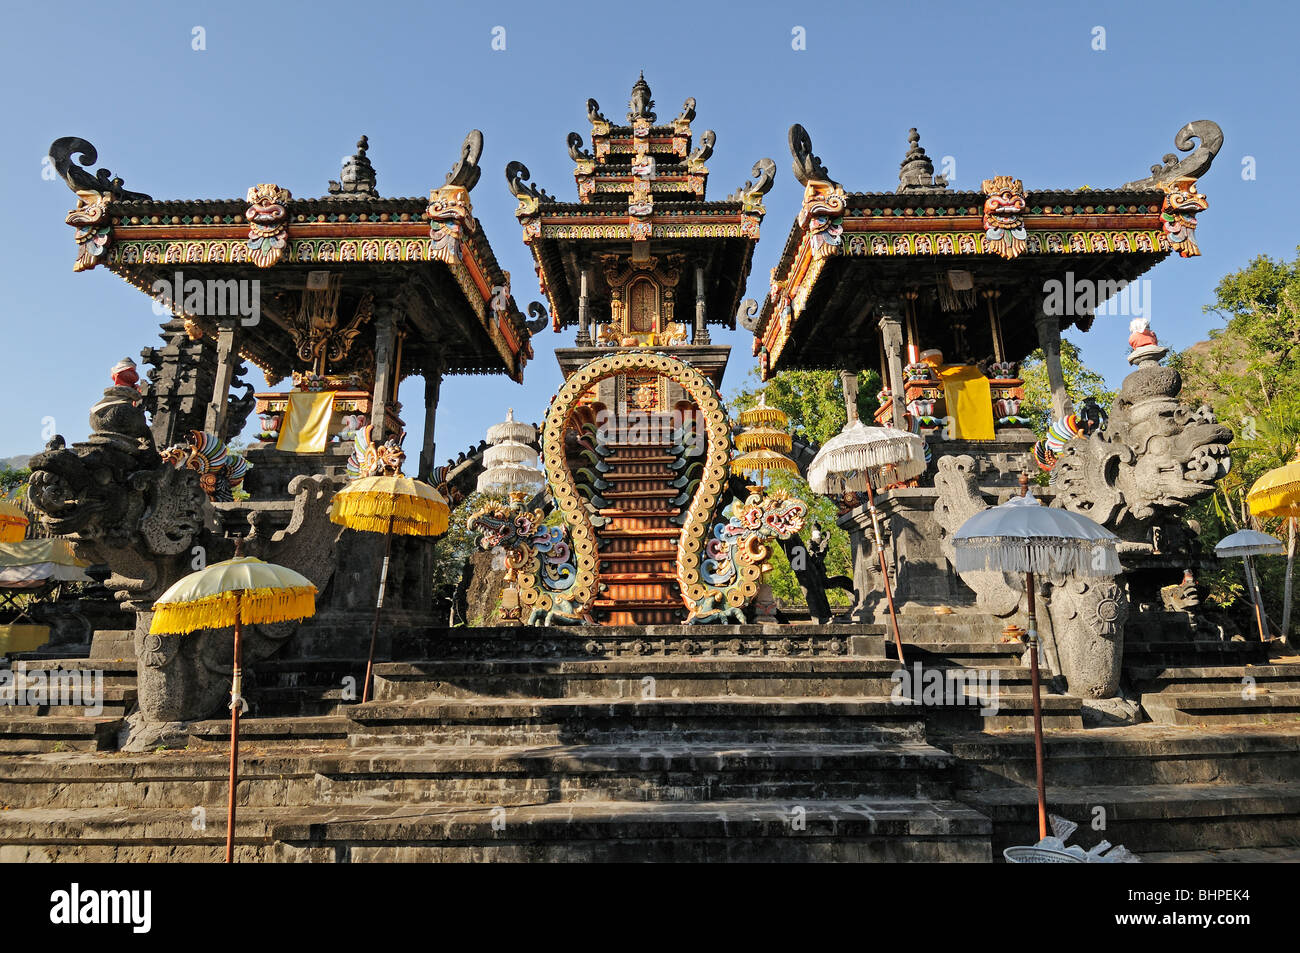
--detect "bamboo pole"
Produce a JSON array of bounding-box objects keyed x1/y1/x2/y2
[
  {"x1": 361, "y1": 513, "x2": 396, "y2": 704},
  {"x1": 1025, "y1": 568, "x2": 1047, "y2": 842},
  {"x1": 225, "y1": 591, "x2": 243, "y2": 864},
  {"x1": 865, "y1": 479, "x2": 905, "y2": 663}
]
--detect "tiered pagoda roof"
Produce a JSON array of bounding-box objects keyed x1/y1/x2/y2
[
  {"x1": 506, "y1": 73, "x2": 776, "y2": 334},
  {"x1": 51, "y1": 133, "x2": 540, "y2": 385},
  {"x1": 747, "y1": 121, "x2": 1223, "y2": 379}
]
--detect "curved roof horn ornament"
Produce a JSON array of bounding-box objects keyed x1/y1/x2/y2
[
  {"x1": 1122, "y1": 120, "x2": 1223, "y2": 189},
  {"x1": 48, "y1": 137, "x2": 152, "y2": 200},
  {"x1": 788, "y1": 124, "x2": 835, "y2": 187},
  {"x1": 445, "y1": 130, "x2": 484, "y2": 192}
]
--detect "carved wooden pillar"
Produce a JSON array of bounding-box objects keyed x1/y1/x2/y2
[
  {"x1": 876, "y1": 305, "x2": 907, "y2": 430},
  {"x1": 418, "y1": 363, "x2": 443, "y2": 481},
  {"x1": 204, "y1": 317, "x2": 241, "y2": 440},
  {"x1": 370, "y1": 307, "x2": 398, "y2": 442},
  {"x1": 693, "y1": 263, "x2": 709, "y2": 345},
  {"x1": 1034, "y1": 305, "x2": 1074, "y2": 420},
  {"x1": 576, "y1": 264, "x2": 592, "y2": 347},
  {"x1": 839, "y1": 369, "x2": 860, "y2": 425}
]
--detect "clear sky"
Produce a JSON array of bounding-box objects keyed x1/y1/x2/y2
[{"x1": 1, "y1": 0, "x2": 1296, "y2": 464}]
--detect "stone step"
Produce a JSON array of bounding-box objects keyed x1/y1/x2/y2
[
  {"x1": 371, "y1": 658, "x2": 1045, "y2": 702},
  {"x1": 0, "y1": 716, "x2": 123, "y2": 753},
  {"x1": 346, "y1": 692, "x2": 1080, "y2": 746},
  {"x1": 889, "y1": 642, "x2": 1027, "y2": 666},
  {"x1": 89, "y1": 629, "x2": 136, "y2": 660},
  {"x1": 0, "y1": 741, "x2": 959, "y2": 810},
  {"x1": 186, "y1": 715, "x2": 350, "y2": 747},
  {"x1": 4, "y1": 657, "x2": 137, "y2": 688},
  {"x1": 961, "y1": 781, "x2": 1300, "y2": 854},
  {"x1": 0, "y1": 799, "x2": 992, "y2": 863},
  {"x1": 0, "y1": 686, "x2": 136, "y2": 718},
  {"x1": 945, "y1": 726, "x2": 1300, "y2": 789},
  {"x1": 1130, "y1": 664, "x2": 1300, "y2": 694},
  {"x1": 1141, "y1": 691, "x2": 1300, "y2": 726}
]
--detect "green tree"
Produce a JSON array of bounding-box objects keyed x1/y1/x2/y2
[
  {"x1": 726, "y1": 368, "x2": 872, "y2": 609},
  {"x1": 1018, "y1": 338, "x2": 1114, "y2": 436},
  {"x1": 0, "y1": 467, "x2": 30, "y2": 497},
  {"x1": 1173, "y1": 247, "x2": 1300, "y2": 642},
  {"x1": 728, "y1": 367, "x2": 882, "y2": 446}
]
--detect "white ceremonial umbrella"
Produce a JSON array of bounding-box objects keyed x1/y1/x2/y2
[
  {"x1": 808, "y1": 421, "x2": 928, "y2": 660},
  {"x1": 1215, "y1": 529, "x2": 1285, "y2": 643},
  {"x1": 953, "y1": 490, "x2": 1120, "y2": 841}
]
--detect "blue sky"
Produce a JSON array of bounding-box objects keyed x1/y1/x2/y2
[{"x1": 1, "y1": 0, "x2": 1296, "y2": 463}]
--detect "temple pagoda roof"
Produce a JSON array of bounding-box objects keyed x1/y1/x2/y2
[
  {"x1": 50, "y1": 133, "x2": 541, "y2": 385},
  {"x1": 506, "y1": 74, "x2": 776, "y2": 333},
  {"x1": 749, "y1": 121, "x2": 1223, "y2": 379}
]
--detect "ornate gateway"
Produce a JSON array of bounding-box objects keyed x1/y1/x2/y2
[{"x1": 474, "y1": 351, "x2": 803, "y2": 625}]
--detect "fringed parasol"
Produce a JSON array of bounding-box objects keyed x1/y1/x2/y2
[
  {"x1": 952, "y1": 489, "x2": 1119, "y2": 841},
  {"x1": 330, "y1": 475, "x2": 450, "y2": 537},
  {"x1": 737, "y1": 392, "x2": 789, "y2": 428},
  {"x1": 330, "y1": 471, "x2": 450, "y2": 703},
  {"x1": 1216, "y1": 529, "x2": 1285, "y2": 644},
  {"x1": 482, "y1": 441, "x2": 538, "y2": 468},
  {"x1": 1215, "y1": 529, "x2": 1285, "y2": 558},
  {"x1": 1247, "y1": 461, "x2": 1300, "y2": 518},
  {"x1": 150, "y1": 547, "x2": 317, "y2": 863},
  {"x1": 730, "y1": 447, "x2": 800, "y2": 482},
  {"x1": 807, "y1": 421, "x2": 929, "y2": 662},
  {"x1": 486, "y1": 407, "x2": 536, "y2": 445},
  {"x1": 807, "y1": 421, "x2": 928, "y2": 493}
]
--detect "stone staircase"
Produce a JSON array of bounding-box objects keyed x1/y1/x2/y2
[
  {"x1": 1124, "y1": 607, "x2": 1300, "y2": 726},
  {"x1": 946, "y1": 725, "x2": 1300, "y2": 859},
  {"x1": 4, "y1": 620, "x2": 1300, "y2": 861}
]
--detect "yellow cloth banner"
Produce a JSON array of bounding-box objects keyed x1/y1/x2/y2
[
  {"x1": 277, "y1": 391, "x2": 335, "y2": 453},
  {"x1": 938, "y1": 365, "x2": 995, "y2": 441}
]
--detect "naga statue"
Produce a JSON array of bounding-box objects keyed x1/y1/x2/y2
[
  {"x1": 933, "y1": 325, "x2": 1232, "y2": 699},
  {"x1": 26, "y1": 361, "x2": 341, "y2": 736},
  {"x1": 160, "y1": 430, "x2": 250, "y2": 501}
]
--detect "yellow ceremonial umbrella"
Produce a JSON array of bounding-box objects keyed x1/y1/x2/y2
[
  {"x1": 1247, "y1": 461, "x2": 1300, "y2": 518},
  {"x1": 730, "y1": 447, "x2": 800, "y2": 484},
  {"x1": 0, "y1": 500, "x2": 29, "y2": 543},
  {"x1": 731, "y1": 393, "x2": 798, "y2": 488},
  {"x1": 150, "y1": 545, "x2": 316, "y2": 863},
  {"x1": 329, "y1": 473, "x2": 450, "y2": 702}
]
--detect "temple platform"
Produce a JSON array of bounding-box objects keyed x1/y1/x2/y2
[{"x1": 3, "y1": 623, "x2": 1300, "y2": 861}]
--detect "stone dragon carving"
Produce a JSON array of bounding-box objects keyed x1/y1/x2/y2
[
  {"x1": 27, "y1": 366, "x2": 342, "y2": 727},
  {"x1": 932, "y1": 337, "x2": 1232, "y2": 697},
  {"x1": 466, "y1": 502, "x2": 589, "y2": 626}
]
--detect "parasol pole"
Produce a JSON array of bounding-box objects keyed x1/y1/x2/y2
[
  {"x1": 225, "y1": 589, "x2": 243, "y2": 864},
  {"x1": 1025, "y1": 566, "x2": 1048, "y2": 842},
  {"x1": 864, "y1": 478, "x2": 905, "y2": 663},
  {"x1": 362, "y1": 512, "x2": 396, "y2": 704},
  {"x1": 1245, "y1": 554, "x2": 1270, "y2": 643}
]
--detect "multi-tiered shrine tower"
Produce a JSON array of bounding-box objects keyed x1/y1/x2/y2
[{"x1": 506, "y1": 74, "x2": 776, "y2": 623}]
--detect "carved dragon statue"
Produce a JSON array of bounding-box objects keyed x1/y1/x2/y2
[{"x1": 26, "y1": 364, "x2": 342, "y2": 728}]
